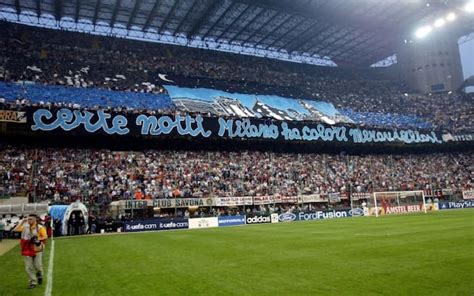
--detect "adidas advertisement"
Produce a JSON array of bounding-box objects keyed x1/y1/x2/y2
[{"x1": 246, "y1": 215, "x2": 271, "y2": 224}]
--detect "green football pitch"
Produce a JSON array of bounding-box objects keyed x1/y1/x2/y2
[{"x1": 1, "y1": 209, "x2": 473, "y2": 296}]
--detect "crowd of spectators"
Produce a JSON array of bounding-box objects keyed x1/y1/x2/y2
[
  {"x1": 1, "y1": 147, "x2": 472, "y2": 208},
  {"x1": 1, "y1": 21, "x2": 472, "y2": 234},
  {"x1": 0, "y1": 21, "x2": 473, "y2": 132}
]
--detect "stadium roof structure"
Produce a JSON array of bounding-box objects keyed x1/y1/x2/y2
[{"x1": 1, "y1": 0, "x2": 473, "y2": 67}]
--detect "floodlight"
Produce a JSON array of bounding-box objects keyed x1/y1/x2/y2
[
  {"x1": 446, "y1": 12, "x2": 456, "y2": 21},
  {"x1": 434, "y1": 18, "x2": 445, "y2": 27},
  {"x1": 415, "y1": 26, "x2": 432, "y2": 38},
  {"x1": 465, "y1": 1, "x2": 474, "y2": 12}
]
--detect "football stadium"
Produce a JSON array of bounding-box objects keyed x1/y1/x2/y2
[{"x1": 0, "y1": 0, "x2": 473, "y2": 295}]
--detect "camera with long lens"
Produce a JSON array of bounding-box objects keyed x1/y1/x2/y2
[{"x1": 30, "y1": 235, "x2": 41, "y2": 246}]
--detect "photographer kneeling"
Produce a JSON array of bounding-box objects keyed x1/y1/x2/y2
[{"x1": 14, "y1": 214, "x2": 47, "y2": 289}]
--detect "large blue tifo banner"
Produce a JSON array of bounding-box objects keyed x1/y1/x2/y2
[
  {"x1": 218, "y1": 215, "x2": 246, "y2": 227},
  {"x1": 163, "y1": 85, "x2": 342, "y2": 122},
  {"x1": 163, "y1": 85, "x2": 435, "y2": 131},
  {"x1": 279, "y1": 210, "x2": 352, "y2": 222},
  {"x1": 24, "y1": 106, "x2": 444, "y2": 145},
  {"x1": 124, "y1": 218, "x2": 189, "y2": 232},
  {"x1": 438, "y1": 200, "x2": 474, "y2": 210}
]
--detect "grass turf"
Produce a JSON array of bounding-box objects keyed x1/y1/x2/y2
[
  {"x1": 0, "y1": 239, "x2": 18, "y2": 256},
  {"x1": 0, "y1": 209, "x2": 473, "y2": 296}
]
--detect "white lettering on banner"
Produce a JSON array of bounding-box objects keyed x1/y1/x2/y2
[
  {"x1": 246, "y1": 216, "x2": 271, "y2": 224},
  {"x1": 137, "y1": 114, "x2": 211, "y2": 137},
  {"x1": 351, "y1": 193, "x2": 371, "y2": 200},
  {"x1": 406, "y1": 205, "x2": 422, "y2": 212},
  {"x1": 300, "y1": 124, "x2": 348, "y2": 142},
  {"x1": 349, "y1": 128, "x2": 442, "y2": 144},
  {"x1": 447, "y1": 201, "x2": 474, "y2": 208},
  {"x1": 298, "y1": 211, "x2": 348, "y2": 220},
  {"x1": 443, "y1": 133, "x2": 474, "y2": 142},
  {"x1": 385, "y1": 206, "x2": 407, "y2": 214},
  {"x1": 252, "y1": 195, "x2": 298, "y2": 205},
  {"x1": 280, "y1": 196, "x2": 298, "y2": 203},
  {"x1": 116, "y1": 195, "x2": 365, "y2": 210},
  {"x1": 159, "y1": 221, "x2": 188, "y2": 229},
  {"x1": 384, "y1": 205, "x2": 422, "y2": 214},
  {"x1": 253, "y1": 196, "x2": 274, "y2": 205},
  {"x1": 214, "y1": 196, "x2": 253, "y2": 206},
  {"x1": 219, "y1": 217, "x2": 245, "y2": 224},
  {"x1": 316, "y1": 211, "x2": 347, "y2": 219},
  {"x1": 450, "y1": 202, "x2": 462, "y2": 208},
  {"x1": 218, "y1": 118, "x2": 279, "y2": 139},
  {"x1": 462, "y1": 190, "x2": 474, "y2": 200},
  {"x1": 31, "y1": 108, "x2": 445, "y2": 144},
  {"x1": 32, "y1": 108, "x2": 130, "y2": 134},
  {"x1": 297, "y1": 194, "x2": 324, "y2": 203},
  {"x1": 126, "y1": 223, "x2": 158, "y2": 231}
]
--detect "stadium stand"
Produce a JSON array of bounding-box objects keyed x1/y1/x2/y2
[
  {"x1": 1, "y1": 1, "x2": 474, "y2": 295},
  {"x1": 0, "y1": 6, "x2": 473, "y2": 232},
  {"x1": 1, "y1": 147, "x2": 472, "y2": 206},
  {"x1": 0, "y1": 21, "x2": 473, "y2": 132},
  {"x1": 0, "y1": 81, "x2": 173, "y2": 111}
]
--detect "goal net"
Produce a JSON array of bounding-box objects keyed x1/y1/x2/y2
[{"x1": 371, "y1": 191, "x2": 427, "y2": 217}]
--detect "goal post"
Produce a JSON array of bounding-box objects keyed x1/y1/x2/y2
[{"x1": 372, "y1": 190, "x2": 427, "y2": 217}]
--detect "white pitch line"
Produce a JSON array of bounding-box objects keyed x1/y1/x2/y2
[{"x1": 45, "y1": 239, "x2": 55, "y2": 296}]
